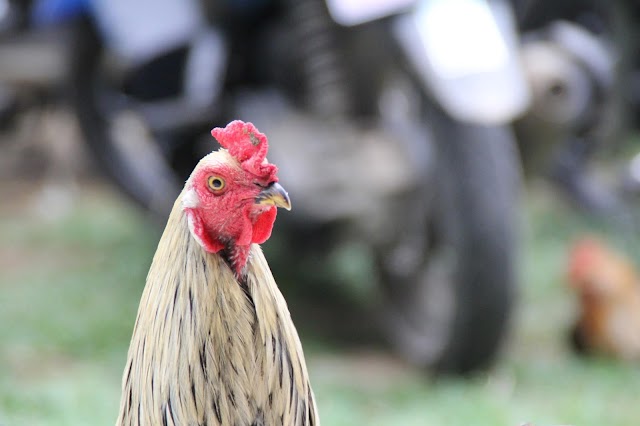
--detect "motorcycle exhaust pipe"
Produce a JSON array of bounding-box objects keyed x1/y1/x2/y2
[
  {"x1": 519, "y1": 40, "x2": 594, "y2": 128},
  {"x1": 516, "y1": 21, "x2": 615, "y2": 175},
  {"x1": 516, "y1": 39, "x2": 594, "y2": 175}
]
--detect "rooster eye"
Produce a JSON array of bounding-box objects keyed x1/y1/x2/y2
[{"x1": 207, "y1": 176, "x2": 226, "y2": 192}]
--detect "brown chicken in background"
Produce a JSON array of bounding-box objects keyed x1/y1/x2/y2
[
  {"x1": 567, "y1": 236, "x2": 640, "y2": 361},
  {"x1": 116, "y1": 121, "x2": 319, "y2": 425}
]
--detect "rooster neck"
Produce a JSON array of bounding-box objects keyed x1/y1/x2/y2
[
  {"x1": 117, "y1": 198, "x2": 318, "y2": 426},
  {"x1": 120, "y1": 206, "x2": 260, "y2": 421}
]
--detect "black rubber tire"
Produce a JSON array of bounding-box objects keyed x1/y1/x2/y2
[
  {"x1": 379, "y1": 111, "x2": 521, "y2": 375},
  {"x1": 68, "y1": 18, "x2": 182, "y2": 221}
]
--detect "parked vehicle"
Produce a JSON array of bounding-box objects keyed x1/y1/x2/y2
[
  {"x1": 310, "y1": 0, "x2": 527, "y2": 373},
  {"x1": 1, "y1": 0, "x2": 527, "y2": 374}
]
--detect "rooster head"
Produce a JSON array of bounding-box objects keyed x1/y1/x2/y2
[
  {"x1": 568, "y1": 236, "x2": 636, "y2": 299},
  {"x1": 181, "y1": 120, "x2": 291, "y2": 274}
]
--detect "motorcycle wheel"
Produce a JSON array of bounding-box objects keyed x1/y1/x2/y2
[
  {"x1": 68, "y1": 18, "x2": 191, "y2": 222},
  {"x1": 270, "y1": 6, "x2": 522, "y2": 374},
  {"x1": 377, "y1": 108, "x2": 521, "y2": 375}
]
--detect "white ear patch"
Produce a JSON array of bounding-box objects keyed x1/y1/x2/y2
[
  {"x1": 187, "y1": 212, "x2": 206, "y2": 249},
  {"x1": 182, "y1": 188, "x2": 200, "y2": 209}
]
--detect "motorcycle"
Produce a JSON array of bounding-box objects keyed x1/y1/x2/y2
[
  {"x1": 1, "y1": 0, "x2": 528, "y2": 374},
  {"x1": 301, "y1": 0, "x2": 527, "y2": 373}
]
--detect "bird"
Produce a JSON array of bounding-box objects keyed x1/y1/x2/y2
[
  {"x1": 567, "y1": 236, "x2": 640, "y2": 361},
  {"x1": 116, "y1": 120, "x2": 319, "y2": 425}
]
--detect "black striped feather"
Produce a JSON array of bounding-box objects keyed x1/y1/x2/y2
[{"x1": 116, "y1": 194, "x2": 318, "y2": 426}]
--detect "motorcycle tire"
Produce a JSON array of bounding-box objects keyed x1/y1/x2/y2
[
  {"x1": 378, "y1": 110, "x2": 521, "y2": 375},
  {"x1": 68, "y1": 18, "x2": 184, "y2": 222}
]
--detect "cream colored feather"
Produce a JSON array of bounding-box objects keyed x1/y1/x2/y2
[{"x1": 116, "y1": 190, "x2": 318, "y2": 425}]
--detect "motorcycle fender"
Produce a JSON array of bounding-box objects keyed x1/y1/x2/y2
[{"x1": 393, "y1": 0, "x2": 530, "y2": 125}]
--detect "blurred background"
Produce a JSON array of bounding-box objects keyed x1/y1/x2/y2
[{"x1": 2, "y1": 0, "x2": 640, "y2": 424}]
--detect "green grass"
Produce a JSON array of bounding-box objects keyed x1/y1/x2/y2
[{"x1": 1, "y1": 182, "x2": 639, "y2": 425}]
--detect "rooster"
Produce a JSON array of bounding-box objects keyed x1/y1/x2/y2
[
  {"x1": 116, "y1": 121, "x2": 319, "y2": 425},
  {"x1": 567, "y1": 236, "x2": 640, "y2": 361}
]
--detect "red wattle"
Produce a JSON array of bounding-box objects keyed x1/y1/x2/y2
[
  {"x1": 236, "y1": 214, "x2": 254, "y2": 246},
  {"x1": 251, "y1": 207, "x2": 277, "y2": 244}
]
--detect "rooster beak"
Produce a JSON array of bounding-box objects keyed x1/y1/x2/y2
[{"x1": 256, "y1": 182, "x2": 291, "y2": 211}]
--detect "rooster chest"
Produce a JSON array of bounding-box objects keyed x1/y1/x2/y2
[
  {"x1": 162, "y1": 278, "x2": 278, "y2": 424},
  {"x1": 117, "y1": 237, "x2": 315, "y2": 426}
]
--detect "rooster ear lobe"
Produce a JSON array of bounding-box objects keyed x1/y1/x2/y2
[{"x1": 186, "y1": 210, "x2": 225, "y2": 253}]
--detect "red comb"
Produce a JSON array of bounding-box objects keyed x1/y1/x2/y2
[{"x1": 210, "y1": 120, "x2": 278, "y2": 182}]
